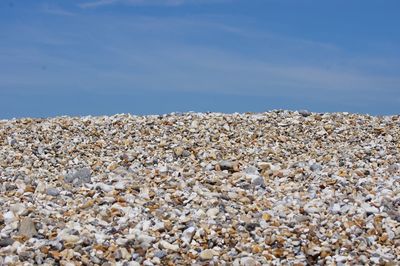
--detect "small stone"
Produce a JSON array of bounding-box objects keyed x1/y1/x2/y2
[
  {"x1": 331, "y1": 204, "x2": 341, "y2": 214},
  {"x1": 217, "y1": 160, "x2": 239, "y2": 172},
  {"x1": 64, "y1": 167, "x2": 91, "y2": 185},
  {"x1": 46, "y1": 187, "x2": 60, "y2": 196},
  {"x1": 158, "y1": 166, "x2": 168, "y2": 173},
  {"x1": 159, "y1": 240, "x2": 179, "y2": 252},
  {"x1": 18, "y1": 217, "x2": 37, "y2": 238},
  {"x1": 0, "y1": 238, "x2": 15, "y2": 247},
  {"x1": 96, "y1": 183, "x2": 113, "y2": 192},
  {"x1": 154, "y1": 250, "x2": 167, "y2": 259},
  {"x1": 174, "y1": 147, "x2": 184, "y2": 157},
  {"x1": 35, "y1": 181, "x2": 47, "y2": 194},
  {"x1": 304, "y1": 206, "x2": 319, "y2": 214},
  {"x1": 10, "y1": 203, "x2": 27, "y2": 216},
  {"x1": 88, "y1": 255, "x2": 101, "y2": 264},
  {"x1": 257, "y1": 162, "x2": 271, "y2": 171},
  {"x1": 4, "y1": 256, "x2": 18, "y2": 264},
  {"x1": 182, "y1": 150, "x2": 191, "y2": 157},
  {"x1": 335, "y1": 255, "x2": 348, "y2": 262},
  {"x1": 310, "y1": 163, "x2": 322, "y2": 172},
  {"x1": 262, "y1": 213, "x2": 271, "y2": 222},
  {"x1": 190, "y1": 120, "x2": 199, "y2": 128},
  {"x1": 153, "y1": 221, "x2": 165, "y2": 231},
  {"x1": 116, "y1": 238, "x2": 128, "y2": 246},
  {"x1": 199, "y1": 249, "x2": 214, "y2": 260},
  {"x1": 61, "y1": 234, "x2": 80, "y2": 244},
  {"x1": 206, "y1": 208, "x2": 219, "y2": 218},
  {"x1": 252, "y1": 244, "x2": 262, "y2": 253},
  {"x1": 240, "y1": 257, "x2": 259, "y2": 266},
  {"x1": 181, "y1": 227, "x2": 196, "y2": 244},
  {"x1": 244, "y1": 166, "x2": 259, "y2": 175},
  {"x1": 361, "y1": 203, "x2": 379, "y2": 214},
  {"x1": 251, "y1": 175, "x2": 265, "y2": 187},
  {"x1": 245, "y1": 223, "x2": 259, "y2": 231},
  {"x1": 299, "y1": 110, "x2": 312, "y2": 117},
  {"x1": 115, "y1": 247, "x2": 131, "y2": 260},
  {"x1": 370, "y1": 257, "x2": 380, "y2": 264},
  {"x1": 152, "y1": 257, "x2": 161, "y2": 264},
  {"x1": 114, "y1": 181, "x2": 127, "y2": 190},
  {"x1": 95, "y1": 233, "x2": 107, "y2": 244},
  {"x1": 107, "y1": 162, "x2": 118, "y2": 171},
  {"x1": 359, "y1": 255, "x2": 368, "y2": 264}
]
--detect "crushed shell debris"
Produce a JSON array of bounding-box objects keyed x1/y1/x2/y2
[{"x1": 0, "y1": 110, "x2": 399, "y2": 265}]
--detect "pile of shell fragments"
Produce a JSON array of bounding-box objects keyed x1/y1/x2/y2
[{"x1": 0, "y1": 110, "x2": 399, "y2": 265}]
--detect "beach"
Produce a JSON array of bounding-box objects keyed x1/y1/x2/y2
[{"x1": 0, "y1": 110, "x2": 399, "y2": 265}]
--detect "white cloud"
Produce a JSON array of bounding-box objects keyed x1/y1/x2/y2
[
  {"x1": 41, "y1": 4, "x2": 76, "y2": 16},
  {"x1": 102, "y1": 44, "x2": 399, "y2": 97},
  {"x1": 79, "y1": 0, "x2": 118, "y2": 9},
  {"x1": 78, "y1": 0, "x2": 228, "y2": 8}
]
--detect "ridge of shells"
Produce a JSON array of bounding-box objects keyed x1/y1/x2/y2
[{"x1": 0, "y1": 110, "x2": 399, "y2": 265}]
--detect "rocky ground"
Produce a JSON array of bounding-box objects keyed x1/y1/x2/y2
[{"x1": 0, "y1": 110, "x2": 399, "y2": 265}]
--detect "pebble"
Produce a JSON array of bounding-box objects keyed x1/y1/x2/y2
[
  {"x1": 46, "y1": 187, "x2": 60, "y2": 196},
  {"x1": 4, "y1": 256, "x2": 18, "y2": 264},
  {"x1": 0, "y1": 111, "x2": 399, "y2": 265},
  {"x1": 206, "y1": 207, "x2": 220, "y2": 218},
  {"x1": 310, "y1": 163, "x2": 322, "y2": 171},
  {"x1": 244, "y1": 166, "x2": 259, "y2": 175},
  {"x1": 250, "y1": 175, "x2": 265, "y2": 187},
  {"x1": 361, "y1": 203, "x2": 379, "y2": 214},
  {"x1": 10, "y1": 204, "x2": 26, "y2": 216},
  {"x1": 61, "y1": 234, "x2": 80, "y2": 244},
  {"x1": 159, "y1": 240, "x2": 179, "y2": 252},
  {"x1": 240, "y1": 257, "x2": 259, "y2": 266},
  {"x1": 181, "y1": 226, "x2": 196, "y2": 244},
  {"x1": 173, "y1": 147, "x2": 184, "y2": 157},
  {"x1": 299, "y1": 109, "x2": 312, "y2": 117},
  {"x1": 18, "y1": 217, "x2": 37, "y2": 238},
  {"x1": 335, "y1": 255, "x2": 348, "y2": 262},
  {"x1": 199, "y1": 249, "x2": 214, "y2": 260},
  {"x1": 218, "y1": 160, "x2": 239, "y2": 172},
  {"x1": 136, "y1": 233, "x2": 156, "y2": 249},
  {"x1": 331, "y1": 203, "x2": 341, "y2": 214},
  {"x1": 64, "y1": 167, "x2": 91, "y2": 185},
  {"x1": 96, "y1": 182, "x2": 113, "y2": 192},
  {"x1": 0, "y1": 238, "x2": 15, "y2": 247},
  {"x1": 154, "y1": 250, "x2": 167, "y2": 259},
  {"x1": 4, "y1": 211, "x2": 17, "y2": 224},
  {"x1": 35, "y1": 181, "x2": 47, "y2": 194}
]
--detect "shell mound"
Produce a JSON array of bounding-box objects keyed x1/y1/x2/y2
[{"x1": 0, "y1": 111, "x2": 399, "y2": 265}]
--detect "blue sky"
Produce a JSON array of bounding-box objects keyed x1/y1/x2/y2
[{"x1": 0, "y1": 0, "x2": 399, "y2": 118}]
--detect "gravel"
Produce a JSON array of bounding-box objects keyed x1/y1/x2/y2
[{"x1": 0, "y1": 110, "x2": 399, "y2": 265}]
